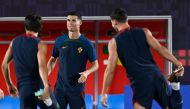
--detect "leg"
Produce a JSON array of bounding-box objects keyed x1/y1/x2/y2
[
  {"x1": 169, "y1": 83, "x2": 183, "y2": 109},
  {"x1": 68, "y1": 91, "x2": 86, "y2": 109},
  {"x1": 48, "y1": 88, "x2": 60, "y2": 109},
  {"x1": 35, "y1": 97, "x2": 47, "y2": 109},
  {"x1": 19, "y1": 86, "x2": 37, "y2": 109},
  {"x1": 134, "y1": 102, "x2": 146, "y2": 109},
  {"x1": 54, "y1": 86, "x2": 68, "y2": 109},
  {"x1": 131, "y1": 77, "x2": 154, "y2": 109},
  {"x1": 168, "y1": 66, "x2": 183, "y2": 109},
  {"x1": 154, "y1": 76, "x2": 170, "y2": 109},
  {"x1": 37, "y1": 87, "x2": 60, "y2": 109},
  {"x1": 154, "y1": 76, "x2": 182, "y2": 109}
]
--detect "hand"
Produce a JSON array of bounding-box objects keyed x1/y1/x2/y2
[
  {"x1": 101, "y1": 94, "x2": 108, "y2": 108},
  {"x1": 78, "y1": 71, "x2": 88, "y2": 83},
  {"x1": 174, "y1": 66, "x2": 184, "y2": 77},
  {"x1": 0, "y1": 89, "x2": 4, "y2": 99},
  {"x1": 8, "y1": 84, "x2": 18, "y2": 98},
  {"x1": 38, "y1": 87, "x2": 50, "y2": 101}
]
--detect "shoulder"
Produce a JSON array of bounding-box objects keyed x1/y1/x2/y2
[
  {"x1": 38, "y1": 41, "x2": 47, "y2": 51},
  {"x1": 79, "y1": 35, "x2": 93, "y2": 45},
  {"x1": 13, "y1": 35, "x2": 23, "y2": 41},
  {"x1": 12, "y1": 35, "x2": 24, "y2": 45},
  {"x1": 55, "y1": 34, "x2": 68, "y2": 42},
  {"x1": 129, "y1": 27, "x2": 144, "y2": 33},
  {"x1": 142, "y1": 28, "x2": 153, "y2": 37},
  {"x1": 78, "y1": 35, "x2": 95, "y2": 52},
  {"x1": 54, "y1": 34, "x2": 68, "y2": 45},
  {"x1": 108, "y1": 38, "x2": 116, "y2": 48}
]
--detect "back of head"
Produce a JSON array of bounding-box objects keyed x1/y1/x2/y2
[
  {"x1": 67, "y1": 11, "x2": 82, "y2": 20},
  {"x1": 24, "y1": 14, "x2": 42, "y2": 33},
  {"x1": 110, "y1": 8, "x2": 128, "y2": 23}
]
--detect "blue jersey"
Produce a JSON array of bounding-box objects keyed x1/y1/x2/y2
[
  {"x1": 115, "y1": 28, "x2": 162, "y2": 84},
  {"x1": 52, "y1": 34, "x2": 97, "y2": 94},
  {"x1": 12, "y1": 34, "x2": 41, "y2": 87}
]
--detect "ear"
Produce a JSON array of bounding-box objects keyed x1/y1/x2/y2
[
  {"x1": 79, "y1": 20, "x2": 82, "y2": 25},
  {"x1": 114, "y1": 20, "x2": 118, "y2": 26},
  {"x1": 111, "y1": 19, "x2": 118, "y2": 26}
]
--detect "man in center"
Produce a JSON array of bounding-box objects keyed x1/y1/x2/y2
[{"x1": 47, "y1": 11, "x2": 99, "y2": 109}]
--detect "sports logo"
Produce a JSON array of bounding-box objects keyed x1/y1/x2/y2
[
  {"x1": 61, "y1": 46, "x2": 67, "y2": 49},
  {"x1": 78, "y1": 47, "x2": 83, "y2": 54}
]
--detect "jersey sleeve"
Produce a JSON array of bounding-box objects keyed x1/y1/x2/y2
[
  {"x1": 51, "y1": 39, "x2": 60, "y2": 58},
  {"x1": 86, "y1": 40, "x2": 97, "y2": 62}
]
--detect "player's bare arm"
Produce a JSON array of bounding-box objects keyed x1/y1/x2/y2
[
  {"x1": 47, "y1": 56, "x2": 57, "y2": 75},
  {"x1": 101, "y1": 38, "x2": 118, "y2": 107},
  {"x1": 144, "y1": 28, "x2": 184, "y2": 78},
  {"x1": 78, "y1": 60, "x2": 99, "y2": 83},
  {"x1": 0, "y1": 89, "x2": 4, "y2": 99},
  {"x1": 37, "y1": 42, "x2": 50, "y2": 100},
  {"x1": 143, "y1": 28, "x2": 182, "y2": 67},
  {"x1": 1, "y1": 41, "x2": 18, "y2": 98}
]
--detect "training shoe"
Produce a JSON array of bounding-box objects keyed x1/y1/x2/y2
[{"x1": 168, "y1": 66, "x2": 184, "y2": 82}]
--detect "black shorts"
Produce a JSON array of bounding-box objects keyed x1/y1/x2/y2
[
  {"x1": 19, "y1": 85, "x2": 59, "y2": 109},
  {"x1": 54, "y1": 85, "x2": 85, "y2": 109},
  {"x1": 131, "y1": 72, "x2": 170, "y2": 109}
]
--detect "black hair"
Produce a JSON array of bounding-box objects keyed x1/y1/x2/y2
[
  {"x1": 67, "y1": 11, "x2": 82, "y2": 20},
  {"x1": 24, "y1": 14, "x2": 42, "y2": 33},
  {"x1": 110, "y1": 8, "x2": 127, "y2": 23}
]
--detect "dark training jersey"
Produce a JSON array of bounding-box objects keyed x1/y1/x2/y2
[
  {"x1": 52, "y1": 34, "x2": 97, "y2": 94},
  {"x1": 114, "y1": 28, "x2": 163, "y2": 85},
  {"x1": 12, "y1": 34, "x2": 41, "y2": 88}
]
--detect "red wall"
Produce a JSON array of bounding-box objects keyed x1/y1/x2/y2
[{"x1": 0, "y1": 19, "x2": 168, "y2": 95}]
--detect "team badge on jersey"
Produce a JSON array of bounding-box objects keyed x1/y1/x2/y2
[
  {"x1": 78, "y1": 47, "x2": 83, "y2": 54},
  {"x1": 61, "y1": 46, "x2": 67, "y2": 49}
]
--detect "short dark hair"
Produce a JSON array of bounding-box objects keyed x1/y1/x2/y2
[
  {"x1": 67, "y1": 11, "x2": 82, "y2": 20},
  {"x1": 110, "y1": 8, "x2": 127, "y2": 23},
  {"x1": 24, "y1": 14, "x2": 42, "y2": 33}
]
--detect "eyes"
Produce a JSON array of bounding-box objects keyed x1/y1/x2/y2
[{"x1": 67, "y1": 19, "x2": 77, "y2": 22}]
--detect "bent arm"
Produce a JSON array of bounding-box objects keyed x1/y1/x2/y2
[
  {"x1": 85, "y1": 60, "x2": 99, "y2": 76},
  {"x1": 143, "y1": 28, "x2": 182, "y2": 67},
  {"x1": 47, "y1": 56, "x2": 57, "y2": 76}
]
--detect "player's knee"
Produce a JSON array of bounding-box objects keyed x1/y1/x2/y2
[{"x1": 134, "y1": 102, "x2": 146, "y2": 109}]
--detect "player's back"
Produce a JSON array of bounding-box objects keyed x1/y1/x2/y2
[
  {"x1": 12, "y1": 34, "x2": 41, "y2": 87},
  {"x1": 115, "y1": 28, "x2": 161, "y2": 81}
]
